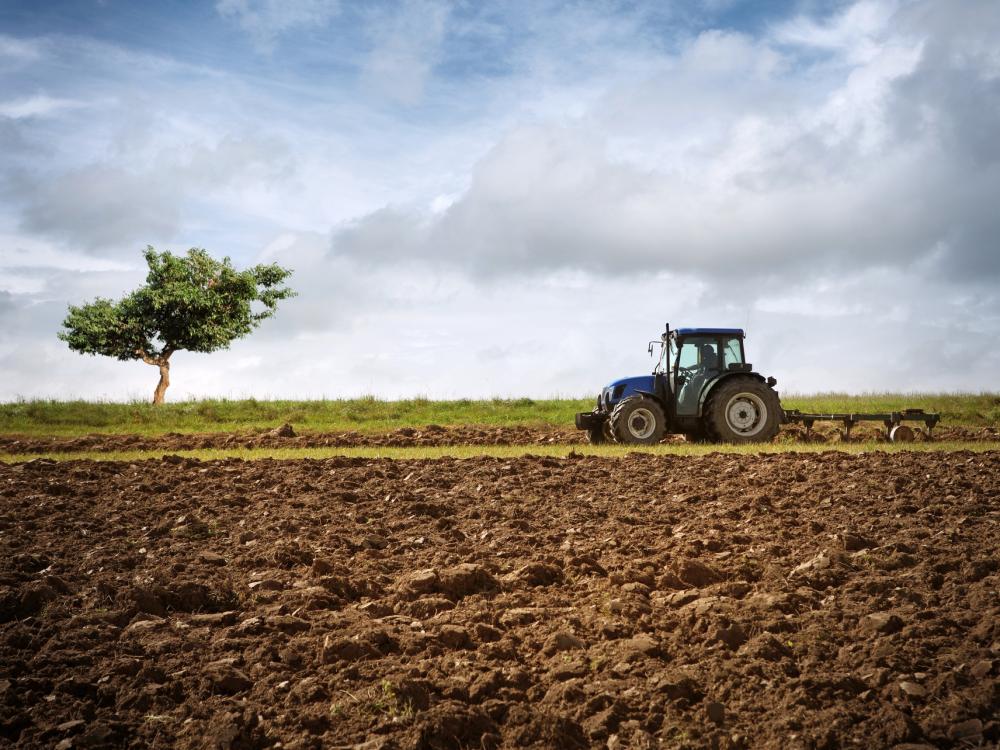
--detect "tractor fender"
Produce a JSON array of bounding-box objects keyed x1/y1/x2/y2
[
  {"x1": 634, "y1": 389, "x2": 668, "y2": 410},
  {"x1": 696, "y1": 372, "x2": 767, "y2": 417}
]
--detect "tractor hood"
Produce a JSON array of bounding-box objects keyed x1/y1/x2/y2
[
  {"x1": 600, "y1": 375, "x2": 656, "y2": 411},
  {"x1": 605, "y1": 375, "x2": 654, "y2": 392}
]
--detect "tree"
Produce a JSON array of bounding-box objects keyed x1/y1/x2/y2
[{"x1": 59, "y1": 247, "x2": 295, "y2": 404}]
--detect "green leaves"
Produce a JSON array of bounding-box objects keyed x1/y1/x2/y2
[
  {"x1": 58, "y1": 296, "x2": 149, "y2": 361},
  {"x1": 60, "y1": 246, "x2": 295, "y2": 362}
]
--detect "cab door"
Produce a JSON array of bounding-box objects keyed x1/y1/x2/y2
[{"x1": 674, "y1": 336, "x2": 721, "y2": 416}]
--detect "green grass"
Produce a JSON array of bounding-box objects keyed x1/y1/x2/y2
[
  {"x1": 779, "y1": 392, "x2": 1000, "y2": 425},
  {"x1": 0, "y1": 396, "x2": 588, "y2": 436},
  {"x1": 0, "y1": 392, "x2": 997, "y2": 438},
  {"x1": 2, "y1": 441, "x2": 998, "y2": 463}
]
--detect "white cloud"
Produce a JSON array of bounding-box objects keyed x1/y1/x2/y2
[
  {"x1": 771, "y1": 0, "x2": 900, "y2": 63},
  {"x1": 216, "y1": 0, "x2": 341, "y2": 52},
  {"x1": 0, "y1": 34, "x2": 41, "y2": 62},
  {"x1": 10, "y1": 135, "x2": 292, "y2": 252},
  {"x1": 0, "y1": 94, "x2": 84, "y2": 119},
  {"x1": 360, "y1": 0, "x2": 450, "y2": 105},
  {"x1": 681, "y1": 29, "x2": 785, "y2": 78},
  {"x1": 4, "y1": 250, "x2": 996, "y2": 400},
  {"x1": 0, "y1": 232, "x2": 132, "y2": 272},
  {"x1": 330, "y1": 0, "x2": 999, "y2": 284}
]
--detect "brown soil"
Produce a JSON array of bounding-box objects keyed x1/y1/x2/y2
[
  {"x1": 0, "y1": 425, "x2": 582, "y2": 455},
  {"x1": 1, "y1": 423, "x2": 996, "y2": 454},
  {"x1": 2, "y1": 451, "x2": 998, "y2": 749}
]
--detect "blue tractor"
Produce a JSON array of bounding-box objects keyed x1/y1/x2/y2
[{"x1": 575, "y1": 324, "x2": 783, "y2": 444}]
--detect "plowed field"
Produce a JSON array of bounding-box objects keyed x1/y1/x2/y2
[
  {"x1": 2, "y1": 452, "x2": 998, "y2": 749},
  {"x1": 1, "y1": 423, "x2": 997, "y2": 455}
]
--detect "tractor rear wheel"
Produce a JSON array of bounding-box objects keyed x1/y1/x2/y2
[
  {"x1": 609, "y1": 396, "x2": 665, "y2": 445},
  {"x1": 704, "y1": 377, "x2": 780, "y2": 443}
]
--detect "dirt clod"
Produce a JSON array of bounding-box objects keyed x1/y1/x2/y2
[
  {"x1": 545, "y1": 631, "x2": 586, "y2": 654},
  {"x1": 204, "y1": 662, "x2": 253, "y2": 694},
  {"x1": 840, "y1": 531, "x2": 872, "y2": 551},
  {"x1": 948, "y1": 718, "x2": 983, "y2": 741},
  {"x1": 707, "y1": 701, "x2": 726, "y2": 725},
  {"x1": 673, "y1": 557, "x2": 723, "y2": 587},
  {"x1": 861, "y1": 612, "x2": 904, "y2": 634},
  {"x1": 437, "y1": 563, "x2": 499, "y2": 599},
  {"x1": 269, "y1": 423, "x2": 296, "y2": 438}
]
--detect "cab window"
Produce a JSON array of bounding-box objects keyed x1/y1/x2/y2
[
  {"x1": 676, "y1": 336, "x2": 719, "y2": 372},
  {"x1": 722, "y1": 337, "x2": 744, "y2": 368}
]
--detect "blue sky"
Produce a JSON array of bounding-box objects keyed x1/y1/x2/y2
[
  {"x1": 1, "y1": 0, "x2": 998, "y2": 400},
  {"x1": 1, "y1": 2, "x2": 839, "y2": 74}
]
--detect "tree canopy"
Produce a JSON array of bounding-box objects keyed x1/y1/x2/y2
[{"x1": 59, "y1": 247, "x2": 295, "y2": 402}]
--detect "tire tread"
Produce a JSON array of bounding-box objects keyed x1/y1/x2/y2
[{"x1": 609, "y1": 396, "x2": 666, "y2": 445}]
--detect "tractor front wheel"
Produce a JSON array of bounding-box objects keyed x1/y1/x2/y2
[
  {"x1": 609, "y1": 396, "x2": 666, "y2": 445},
  {"x1": 704, "y1": 377, "x2": 780, "y2": 443}
]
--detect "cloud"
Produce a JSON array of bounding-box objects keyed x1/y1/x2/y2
[
  {"x1": 0, "y1": 34, "x2": 41, "y2": 62},
  {"x1": 250, "y1": 231, "x2": 374, "y2": 336},
  {"x1": 16, "y1": 165, "x2": 180, "y2": 251},
  {"x1": 216, "y1": 0, "x2": 342, "y2": 52},
  {"x1": 5, "y1": 248, "x2": 998, "y2": 399},
  {"x1": 360, "y1": 0, "x2": 450, "y2": 105},
  {"x1": 0, "y1": 117, "x2": 33, "y2": 162},
  {"x1": 771, "y1": 0, "x2": 899, "y2": 63},
  {"x1": 0, "y1": 94, "x2": 84, "y2": 119},
  {"x1": 330, "y1": 1, "x2": 1000, "y2": 283},
  {"x1": 331, "y1": 120, "x2": 934, "y2": 278},
  {"x1": 9, "y1": 136, "x2": 291, "y2": 253}
]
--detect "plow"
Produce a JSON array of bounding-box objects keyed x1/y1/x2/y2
[
  {"x1": 783, "y1": 407, "x2": 940, "y2": 442},
  {"x1": 576, "y1": 324, "x2": 941, "y2": 445}
]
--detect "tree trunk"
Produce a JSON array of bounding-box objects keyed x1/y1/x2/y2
[
  {"x1": 137, "y1": 349, "x2": 174, "y2": 405},
  {"x1": 153, "y1": 360, "x2": 170, "y2": 404}
]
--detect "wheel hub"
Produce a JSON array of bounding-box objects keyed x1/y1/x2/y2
[
  {"x1": 725, "y1": 393, "x2": 767, "y2": 435},
  {"x1": 627, "y1": 408, "x2": 656, "y2": 439}
]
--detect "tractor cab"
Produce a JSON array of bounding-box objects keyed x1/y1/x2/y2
[
  {"x1": 657, "y1": 328, "x2": 751, "y2": 417},
  {"x1": 576, "y1": 323, "x2": 782, "y2": 445}
]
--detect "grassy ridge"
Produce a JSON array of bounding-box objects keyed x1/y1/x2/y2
[{"x1": 1, "y1": 393, "x2": 998, "y2": 437}]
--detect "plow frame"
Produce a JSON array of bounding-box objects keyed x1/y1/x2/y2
[{"x1": 782, "y1": 408, "x2": 941, "y2": 442}]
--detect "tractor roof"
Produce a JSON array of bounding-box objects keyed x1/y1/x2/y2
[{"x1": 675, "y1": 327, "x2": 745, "y2": 337}]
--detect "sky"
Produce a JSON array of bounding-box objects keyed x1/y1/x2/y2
[{"x1": 1, "y1": 0, "x2": 998, "y2": 401}]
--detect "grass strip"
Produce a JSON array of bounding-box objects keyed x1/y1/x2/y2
[
  {"x1": 0, "y1": 397, "x2": 580, "y2": 436},
  {"x1": 1, "y1": 393, "x2": 998, "y2": 437},
  {"x1": 3, "y1": 441, "x2": 998, "y2": 463}
]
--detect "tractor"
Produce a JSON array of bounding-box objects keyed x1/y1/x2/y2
[{"x1": 575, "y1": 324, "x2": 783, "y2": 444}]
